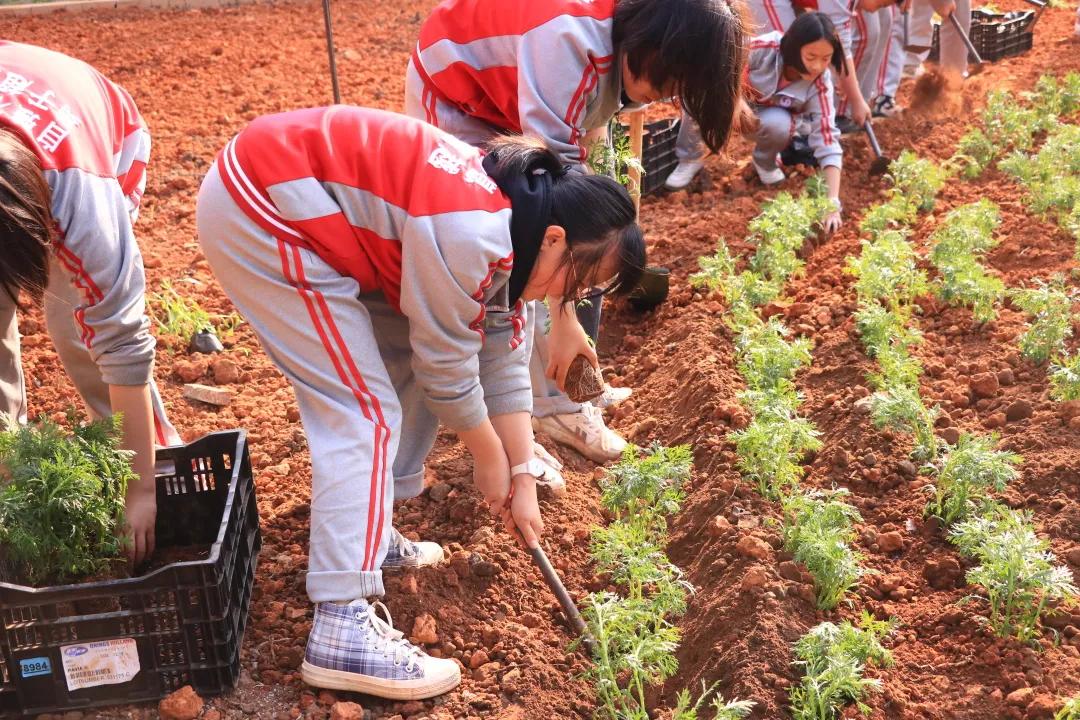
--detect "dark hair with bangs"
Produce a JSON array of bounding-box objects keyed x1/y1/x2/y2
[
  {"x1": 0, "y1": 129, "x2": 53, "y2": 303},
  {"x1": 613, "y1": 0, "x2": 748, "y2": 154},
  {"x1": 485, "y1": 136, "x2": 645, "y2": 303},
  {"x1": 781, "y1": 12, "x2": 846, "y2": 77}
]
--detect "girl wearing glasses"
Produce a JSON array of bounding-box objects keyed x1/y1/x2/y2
[{"x1": 195, "y1": 105, "x2": 645, "y2": 700}]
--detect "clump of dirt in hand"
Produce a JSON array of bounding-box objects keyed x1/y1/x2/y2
[{"x1": 564, "y1": 355, "x2": 604, "y2": 403}]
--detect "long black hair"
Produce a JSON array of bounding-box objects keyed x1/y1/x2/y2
[
  {"x1": 781, "y1": 12, "x2": 847, "y2": 77},
  {"x1": 613, "y1": 0, "x2": 748, "y2": 154},
  {"x1": 485, "y1": 136, "x2": 645, "y2": 303},
  {"x1": 0, "y1": 129, "x2": 53, "y2": 303}
]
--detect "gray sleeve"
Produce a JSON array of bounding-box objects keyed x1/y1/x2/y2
[
  {"x1": 477, "y1": 301, "x2": 532, "y2": 418},
  {"x1": 819, "y1": 0, "x2": 855, "y2": 54},
  {"x1": 808, "y1": 75, "x2": 843, "y2": 170},
  {"x1": 516, "y1": 15, "x2": 612, "y2": 171},
  {"x1": 47, "y1": 168, "x2": 155, "y2": 387},
  {"x1": 397, "y1": 211, "x2": 518, "y2": 432}
]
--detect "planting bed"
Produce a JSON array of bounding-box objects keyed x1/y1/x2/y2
[{"x1": 3, "y1": 0, "x2": 1080, "y2": 718}]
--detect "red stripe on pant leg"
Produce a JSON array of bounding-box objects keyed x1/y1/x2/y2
[
  {"x1": 288, "y1": 243, "x2": 391, "y2": 573},
  {"x1": 276, "y1": 239, "x2": 387, "y2": 577},
  {"x1": 763, "y1": 0, "x2": 784, "y2": 31},
  {"x1": 877, "y1": 20, "x2": 893, "y2": 96}
]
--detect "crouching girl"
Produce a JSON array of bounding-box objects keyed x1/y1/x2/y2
[
  {"x1": 195, "y1": 106, "x2": 644, "y2": 699},
  {"x1": 748, "y1": 12, "x2": 846, "y2": 232}
]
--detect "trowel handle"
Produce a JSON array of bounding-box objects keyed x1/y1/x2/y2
[
  {"x1": 863, "y1": 121, "x2": 884, "y2": 160},
  {"x1": 947, "y1": 12, "x2": 984, "y2": 66}
]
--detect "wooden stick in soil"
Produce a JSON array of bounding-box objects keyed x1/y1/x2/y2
[
  {"x1": 321, "y1": 0, "x2": 342, "y2": 104},
  {"x1": 627, "y1": 110, "x2": 645, "y2": 216},
  {"x1": 519, "y1": 531, "x2": 597, "y2": 655}
]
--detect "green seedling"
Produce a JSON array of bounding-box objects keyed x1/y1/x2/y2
[
  {"x1": 950, "y1": 504, "x2": 1078, "y2": 643},
  {"x1": 1050, "y1": 352, "x2": 1080, "y2": 401},
  {"x1": 782, "y1": 489, "x2": 867, "y2": 609},
  {"x1": 870, "y1": 384, "x2": 939, "y2": 462},
  {"x1": 1010, "y1": 277, "x2": 1075, "y2": 364},
  {"x1": 0, "y1": 415, "x2": 134, "y2": 586},
  {"x1": 887, "y1": 151, "x2": 947, "y2": 212},
  {"x1": 953, "y1": 128, "x2": 997, "y2": 178},
  {"x1": 789, "y1": 613, "x2": 895, "y2": 720},
  {"x1": 922, "y1": 432, "x2": 1021, "y2": 527},
  {"x1": 731, "y1": 411, "x2": 821, "y2": 499},
  {"x1": 588, "y1": 120, "x2": 644, "y2": 189},
  {"x1": 672, "y1": 681, "x2": 756, "y2": 720},
  {"x1": 847, "y1": 230, "x2": 929, "y2": 308},
  {"x1": 150, "y1": 280, "x2": 243, "y2": 341},
  {"x1": 1056, "y1": 696, "x2": 1080, "y2": 720}
]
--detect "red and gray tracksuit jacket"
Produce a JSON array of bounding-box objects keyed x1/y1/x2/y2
[
  {"x1": 409, "y1": 0, "x2": 624, "y2": 170},
  {"x1": 0, "y1": 41, "x2": 156, "y2": 388},
  {"x1": 758, "y1": 0, "x2": 856, "y2": 53},
  {"x1": 748, "y1": 33, "x2": 843, "y2": 169},
  {"x1": 215, "y1": 106, "x2": 531, "y2": 431}
]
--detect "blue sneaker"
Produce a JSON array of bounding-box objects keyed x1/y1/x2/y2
[
  {"x1": 382, "y1": 527, "x2": 444, "y2": 571},
  {"x1": 301, "y1": 600, "x2": 460, "y2": 700}
]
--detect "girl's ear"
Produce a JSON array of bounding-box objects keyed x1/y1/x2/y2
[{"x1": 543, "y1": 225, "x2": 567, "y2": 249}]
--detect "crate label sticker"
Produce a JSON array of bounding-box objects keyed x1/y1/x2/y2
[
  {"x1": 19, "y1": 656, "x2": 52, "y2": 678},
  {"x1": 60, "y1": 639, "x2": 140, "y2": 690}
]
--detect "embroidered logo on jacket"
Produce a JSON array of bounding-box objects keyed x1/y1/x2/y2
[{"x1": 427, "y1": 145, "x2": 497, "y2": 194}]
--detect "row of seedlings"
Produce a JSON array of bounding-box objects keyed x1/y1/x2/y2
[
  {"x1": 692, "y1": 181, "x2": 893, "y2": 718},
  {"x1": 951, "y1": 74, "x2": 1080, "y2": 400},
  {"x1": 848, "y1": 150, "x2": 1079, "y2": 652},
  {"x1": 584, "y1": 444, "x2": 755, "y2": 719}
]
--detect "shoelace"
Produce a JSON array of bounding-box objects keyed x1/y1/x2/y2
[
  {"x1": 389, "y1": 527, "x2": 416, "y2": 558},
  {"x1": 357, "y1": 601, "x2": 422, "y2": 672}
]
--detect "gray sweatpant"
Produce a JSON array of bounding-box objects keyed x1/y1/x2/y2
[
  {"x1": 846, "y1": 6, "x2": 893, "y2": 114},
  {"x1": 908, "y1": 0, "x2": 972, "y2": 76},
  {"x1": 0, "y1": 263, "x2": 178, "y2": 444},
  {"x1": 197, "y1": 164, "x2": 533, "y2": 602},
  {"x1": 753, "y1": 106, "x2": 796, "y2": 172}
]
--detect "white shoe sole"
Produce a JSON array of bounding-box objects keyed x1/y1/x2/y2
[
  {"x1": 301, "y1": 660, "x2": 461, "y2": 700},
  {"x1": 533, "y1": 417, "x2": 623, "y2": 464}
]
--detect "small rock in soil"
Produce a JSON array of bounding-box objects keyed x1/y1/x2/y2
[
  {"x1": 159, "y1": 685, "x2": 204, "y2": 720},
  {"x1": 736, "y1": 535, "x2": 772, "y2": 561},
  {"x1": 1006, "y1": 400, "x2": 1034, "y2": 422},
  {"x1": 741, "y1": 566, "x2": 770, "y2": 590},
  {"x1": 778, "y1": 561, "x2": 803, "y2": 582},
  {"x1": 329, "y1": 702, "x2": 365, "y2": 720},
  {"x1": 410, "y1": 613, "x2": 438, "y2": 645},
  {"x1": 211, "y1": 358, "x2": 241, "y2": 384},
  {"x1": 1066, "y1": 548, "x2": 1080, "y2": 566},
  {"x1": 469, "y1": 649, "x2": 490, "y2": 669},
  {"x1": 998, "y1": 368, "x2": 1015, "y2": 386},
  {"x1": 708, "y1": 515, "x2": 732, "y2": 536},
  {"x1": 182, "y1": 383, "x2": 233, "y2": 406},
  {"x1": 429, "y1": 482, "x2": 452, "y2": 502},
  {"x1": 969, "y1": 372, "x2": 999, "y2": 398},
  {"x1": 1026, "y1": 695, "x2": 1058, "y2": 719},
  {"x1": 897, "y1": 459, "x2": 918, "y2": 478},
  {"x1": 878, "y1": 531, "x2": 905, "y2": 553},
  {"x1": 1006, "y1": 687, "x2": 1034, "y2": 707},
  {"x1": 940, "y1": 427, "x2": 961, "y2": 445},
  {"x1": 172, "y1": 359, "x2": 207, "y2": 383}
]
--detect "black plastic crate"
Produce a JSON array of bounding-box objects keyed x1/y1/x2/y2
[
  {"x1": 0, "y1": 430, "x2": 260, "y2": 718},
  {"x1": 929, "y1": 8, "x2": 1035, "y2": 63},
  {"x1": 640, "y1": 117, "x2": 682, "y2": 196}
]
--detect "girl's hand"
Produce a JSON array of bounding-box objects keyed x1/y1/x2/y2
[
  {"x1": 546, "y1": 303, "x2": 598, "y2": 391},
  {"x1": 506, "y1": 474, "x2": 544, "y2": 548},
  {"x1": 472, "y1": 450, "x2": 512, "y2": 515},
  {"x1": 850, "y1": 97, "x2": 873, "y2": 126},
  {"x1": 124, "y1": 479, "x2": 157, "y2": 566},
  {"x1": 822, "y1": 209, "x2": 843, "y2": 234}
]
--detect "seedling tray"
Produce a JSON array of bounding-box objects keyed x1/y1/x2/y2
[
  {"x1": 617, "y1": 117, "x2": 683, "y2": 196},
  {"x1": 0, "y1": 430, "x2": 260, "y2": 718},
  {"x1": 928, "y1": 8, "x2": 1035, "y2": 63}
]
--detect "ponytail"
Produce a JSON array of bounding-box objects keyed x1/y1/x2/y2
[
  {"x1": 484, "y1": 136, "x2": 645, "y2": 304},
  {"x1": 0, "y1": 129, "x2": 53, "y2": 303}
]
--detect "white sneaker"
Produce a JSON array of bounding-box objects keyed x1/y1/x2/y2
[
  {"x1": 302, "y1": 599, "x2": 460, "y2": 700},
  {"x1": 532, "y1": 442, "x2": 567, "y2": 496},
  {"x1": 753, "y1": 159, "x2": 786, "y2": 185},
  {"x1": 664, "y1": 160, "x2": 704, "y2": 190},
  {"x1": 532, "y1": 404, "x2": 626, "y2": 464},
  {"x1": 382, "y1": 527, "x2": 445, "y2": 571},
  {"x1": 595, "y1": 384, "x2": 632, "y2": 409}
]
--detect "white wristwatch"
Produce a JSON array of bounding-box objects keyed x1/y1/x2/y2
[{"x1": 510, "y1": 458, "x2": 547, "y2": 479}]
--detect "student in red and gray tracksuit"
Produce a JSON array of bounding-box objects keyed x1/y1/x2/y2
[
  {"x1": 196, "y1": 106, "x2": 644, "y2": 700},
  {"x1": 407, "y1": 0, "x2": 744, "y2": 467},
  {"x1": 671, "y1": 0, "x2": 869, "y2": 189},
  {"x1": 745, "y1": 15, "x2": 845, "y2": 229},
  {"x1": 0, "y1": 41, "x2": 181, "y2": 565}
]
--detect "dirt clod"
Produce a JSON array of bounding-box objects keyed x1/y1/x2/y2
[
  {"x1": 564, "y1": 354, "x2": 604, "y2": 403},
  {"x1": 158, "y1": 686, "x2": 203, "y2": 720},
  {"x1": 329, "y1": 701, "x2": 365, "y2": 720}
]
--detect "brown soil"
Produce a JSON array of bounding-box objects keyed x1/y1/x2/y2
[{"x1": 3, "y1": 2, "x2": 1080, "y2": 719}]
